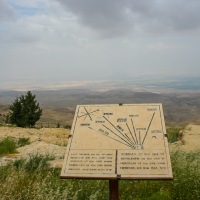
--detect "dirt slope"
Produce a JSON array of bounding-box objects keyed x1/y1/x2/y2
[
  {"x1": 170, "y1": 124, "x2": 200, "y2": 152},
  {"x1": 0, "y1": 124, "x2": 199, "y2": 167},
  {"x1": 0, "y1": 127, "x2": 70, "y2": 166}
]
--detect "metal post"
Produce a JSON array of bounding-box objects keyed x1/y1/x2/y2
[{"x1": 109, "y1": 180, "x2": 119, "y2": 200}]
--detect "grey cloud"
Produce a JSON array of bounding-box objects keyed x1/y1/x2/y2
[
  {"x1": 146, "y1": 0, "x2": 200, "y2": 32},
  {"x1": 162, "y1": 0, "x2": 200, "y2": 31},
  {"x1": 0, "y1": 0, "x2": 16, "y2": 22},
  {"x1": 57, "y1": 0, "x2": 200, "y2": 37},
  {"x1": 57, "y1": 0, "x2": 133, "y2": 38}
]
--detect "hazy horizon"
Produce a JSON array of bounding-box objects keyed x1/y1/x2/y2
[{"x1": 0, "y1": 75, "x2": 199, "y2": 92}]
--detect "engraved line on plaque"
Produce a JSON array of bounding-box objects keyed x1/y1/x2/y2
[
  {"x1": 89, "y1": 112, "x2": 155, "y2": 150},
  {"x1": 78, "y1": 107, "x2": 99, "y2": 121}
]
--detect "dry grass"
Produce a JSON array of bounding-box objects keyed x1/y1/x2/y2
[{"x1": 0, "y1": 151, "x2": 199, "y2": 200}]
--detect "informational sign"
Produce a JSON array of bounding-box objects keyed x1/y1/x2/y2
[{"x1": 61, "y1": 104, "x2": 173, "y2": 179}]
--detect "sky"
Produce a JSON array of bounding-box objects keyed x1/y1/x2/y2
[{"x1": 0, "y1": 0, "x2": 200, "y2": 87}]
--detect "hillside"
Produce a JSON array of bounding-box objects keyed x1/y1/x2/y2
[
  {"x1": 170, "y1": 124, "x2": 200, "y2": 152},
  {"x1": 0, "y1": 124, "x2": 199, "y2": 167},
  {"x1": 0, "y1": 104, "x2": 74, "y2": 128},
  {"x1": 0, "y1": 87, "x2": 199, "y2": 167},
  {"x1": 0, "y1": 127, "x2": 70, "y2": 167},
  {"x1": 1, "y1": 89, "x2": 200, "y2": 126}
]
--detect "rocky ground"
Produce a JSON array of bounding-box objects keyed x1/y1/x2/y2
[
  {"x1": 0, "y1": 127, "x2": 70, "y2": 167},
  {"x1": 169, "y1": 124, "x2": 200, "y2": 152},
  {"x1": 0, "y1": 124, "x2": 199, "y2": 167}
]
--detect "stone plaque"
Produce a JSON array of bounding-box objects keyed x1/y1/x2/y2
[{"x1": 61, "y1": 104, "x2": 173, "y2": 179}]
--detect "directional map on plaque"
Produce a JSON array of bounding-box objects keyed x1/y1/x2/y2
[{"x1": 61, "y1": 104, "x2": 173, "y2": 179}]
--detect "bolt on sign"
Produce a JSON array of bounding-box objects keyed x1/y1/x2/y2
[{"x1": 61, "y1": 104, "x2": 173, "y2": 179}]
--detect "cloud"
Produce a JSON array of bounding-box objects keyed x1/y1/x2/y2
[
  {"x1": 1, "y1": 0, "x2": 200, "y2": 84},
  {"x1": 57, "y1": 0, "x2": 200, "y2": 38},
  {"x1": 0, "y1": 1, "x2": 74, "y2": 45},
  {"x1": 0, "y1": 0, "x2": 16, "y2": 21},
  {"x1": 149, "y1": 42, "x2": 169, "y2": 51},
  {"x1": 56, "y1": 0, "x2": 134, "y2": 38},
  {"x1": 147, "y1": 0, "x2": 200, "y2": 32}
]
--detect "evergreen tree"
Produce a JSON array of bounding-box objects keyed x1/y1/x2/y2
[
  {"x1": 8, "y1": 98, "x2": 23, "y2": 126},
  {"x1": 8, "y1": 91, "x2": 42, "y2": 128}
]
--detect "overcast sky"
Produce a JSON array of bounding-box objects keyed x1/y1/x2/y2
[{"x1": 1, "y1": 0, "x2": 200, "y2": 86}]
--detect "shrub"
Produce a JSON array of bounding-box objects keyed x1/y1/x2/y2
[
  {"x1": 167, "y1": 127, "x2": 184, "y2": 143},
  {"x1": 23, "y1": 153, "x2": 55, "y2": 172},
  {"x1": 0, "y1": 137, "x2": 30, "y2": 155},
  {"x1": 0, "y1": 137, "x2": 17, "y2": 155},
  {"x1": 17, "y1": 137, "x2": 30, "y2": 147},
  {"x1": 56, "y1": 122, "x2": 60, "y2": 128}
]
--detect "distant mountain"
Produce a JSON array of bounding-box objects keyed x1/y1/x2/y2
[{"x1": 0, "y1": 88, "x2": 200, "y2": 126}]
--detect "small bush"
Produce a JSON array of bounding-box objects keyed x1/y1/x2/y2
[
  {"x1": 13, "y1": 158, "x2": 26, "y2": 169},
  {"x1": 167, "y1": 127, "x2": 184, "y2": 143},
  {"x1": 0, "y1": 137, "x2": 30, "y2": 155},
  {"x1": 0, "y1": 137, "x2": 17, "y2": 155},
  {"x1": 24, "y1": 153, "x2": 55, "y2": 172},
  {"x1": 17, "y1": 137, "x2": 30, "y2": 147},
  {"x1": 56, "y1": 122, "x2": 60, "y2": 128}
]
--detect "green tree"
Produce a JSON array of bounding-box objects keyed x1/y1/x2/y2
[{"x1": 8, "y1": 91, "x2": 42, "y2": 128}]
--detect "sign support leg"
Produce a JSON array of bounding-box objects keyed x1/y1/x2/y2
[{"x1": 109, "y1": 180, "x2": 119, "y2": 200}]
